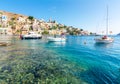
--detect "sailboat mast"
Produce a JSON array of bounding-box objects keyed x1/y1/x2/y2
[{"x1": 106, "y1": 6, "x2": 108, "y2": 36}]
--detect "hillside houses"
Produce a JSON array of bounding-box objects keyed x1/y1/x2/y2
[{"x1": 0, "y1": 10, "x2": 91, "y2": 35}]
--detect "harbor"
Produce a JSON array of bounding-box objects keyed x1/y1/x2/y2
[{"x1": 0, "y1": 0, "x2": 120, "y2": 84}]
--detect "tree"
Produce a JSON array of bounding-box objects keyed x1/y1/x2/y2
[
  {"x1": 80, "y1": 29, "x2": 83, "y2": 31},
  {"x1": 11, "y1": 25, "x2": 16, "y2": 35},
  {"x1": 0, "y1": 12, "x2": 3, "y2": 14},
  {"x1": 42, "y1": 30, "x2": 49, "y2": 35},
  {"x1": 90, "y1": 32, "x2": 93, "y2": 35},
  {"x1": 29, "y1": 26, "x2": 33, "y2": 31},
  {"x1": 28, "y1": 16, "x2": 34, "y2": 31},
  {"x1": 28, "y1": 16, "x2": 34, "y2": 21},
  {"x1": 52, "y1": 20, "x2": 56, "y2": 23},
  {"x1": 52, "y1": 26, "x2": 57, "y2": 30},
  {"x1": 69, "y1": 31, "x2": 74, "y2": 35},
  {"x1": 64, "y1": 25, "x2": 67, "y2": 28},
  {"x1": 11, "y1": 17, "x2": 16, "y2": 21}
]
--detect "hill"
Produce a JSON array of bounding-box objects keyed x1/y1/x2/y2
[{"x1": 0, "y1": 10, "x2": 91, "y2": 35}]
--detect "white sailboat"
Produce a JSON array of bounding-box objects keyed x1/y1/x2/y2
[{"x1": 95, "y1": 6, "x2": 114, "y2": 44}]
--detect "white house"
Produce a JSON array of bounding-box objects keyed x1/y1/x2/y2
[
  {"x1": 17, "y1": 17, "x2": 26, "y2": 23},
  {"x1": 0, "y1": 28, "x2": 12, "y2": 35},
  {"x1": 1, "y1": 15, "x2": 7, "y2": 21}
]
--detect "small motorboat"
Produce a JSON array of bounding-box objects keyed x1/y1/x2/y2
[
  {"x1": 47, "y1": 36, "x2": 66, "y2": 42},
  {"x1": 21, "y1": 32, "x2": 42, "y2": 39}
]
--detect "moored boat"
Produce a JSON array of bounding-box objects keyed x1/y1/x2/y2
[
  {"x1": 47, "y1": 37, "x2": 66, "y2": 42},
  {"x1": 47, "y1": 34, "x2": 66, "y2": 42},
  {"x1": 95, "y1": 36, "x2": 114, "y2": 44},
  {"x1": 21, "y1": 32, "x2": 42, "y2": 39},
  {"x1": 95, "y1": 6, "x2": 114, "y2": 44}
]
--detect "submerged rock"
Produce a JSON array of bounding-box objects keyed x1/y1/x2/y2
[
  {"x1": 1, "y1": 65, "x2": 12, "y2": 73},
  {"x1": 0, "y1": 42, "x2": 12, "y2": 46}
]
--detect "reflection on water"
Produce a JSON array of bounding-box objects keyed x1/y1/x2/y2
[
  {"x1": 80, "y1": 66, "x2": 119, "y2": 84},
  {"x1": 0, "y1": 35, "x2": 13, "y2": 43},
  {"x1": 47, "y1": 41, "x2": 66, "y2": 47},
  {"x1": 94, "y1": 43, "x2": 113, "y2": 48}
]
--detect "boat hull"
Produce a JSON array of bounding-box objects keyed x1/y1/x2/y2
[
  {"x1": 47, "y1": 37, "x2": 66, "y2": 42},
  {"x1": 21, "y1": 36, "x2": 42, "y2": 39},
  {"x1": 95, "y1": 38, "x2": 114, "y2": 44},
  {"x1": 21, "y1": 32, "x2": 42, "y2": 40}
]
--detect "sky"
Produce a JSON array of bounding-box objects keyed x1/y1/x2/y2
[{"x1": 0, "y1": 0, "x2": 120, "y2": 34}]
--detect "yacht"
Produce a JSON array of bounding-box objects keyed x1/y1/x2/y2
[{"x1": 21, "y1": 32, "x2": 42, "y2": 39}]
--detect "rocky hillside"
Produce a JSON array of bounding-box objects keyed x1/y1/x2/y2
[
  {"x1": 0, "y1": 10, "x2": 91, "y2": 35},
  {"x1": 0, "y1": 10, "x2": 28, "y2": 20}
]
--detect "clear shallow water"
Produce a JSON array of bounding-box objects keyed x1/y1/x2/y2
[{"x1": 0, "y1": 35, "x2": 120, "y2": 84}]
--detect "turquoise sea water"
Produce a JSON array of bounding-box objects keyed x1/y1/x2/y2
[{"x1": 0, "y1": 36, "x2": 120, "y2": 84}]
